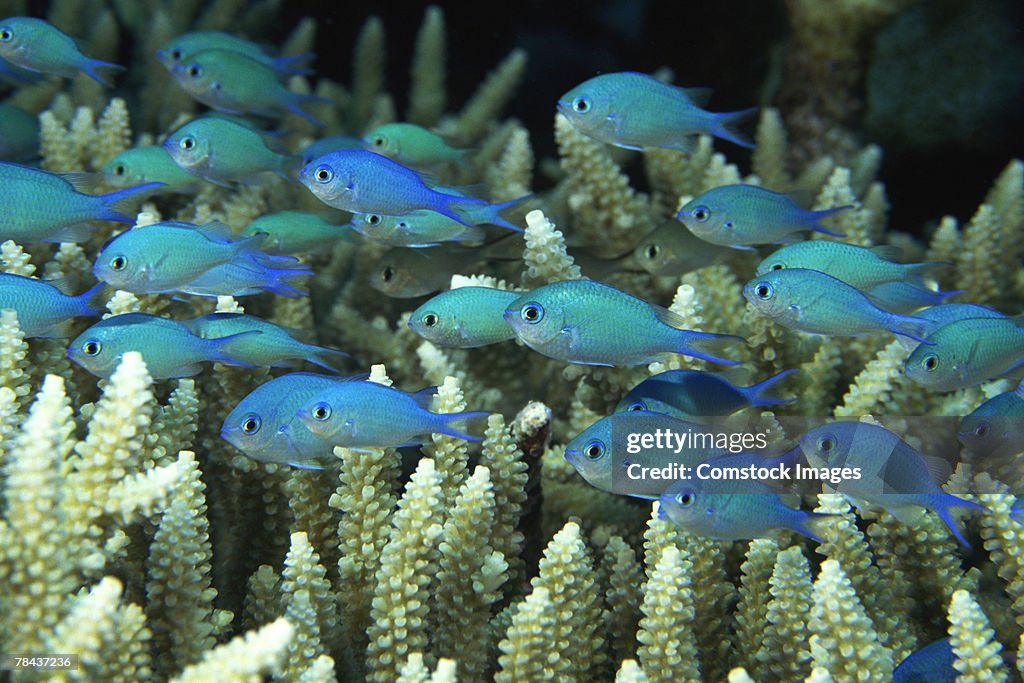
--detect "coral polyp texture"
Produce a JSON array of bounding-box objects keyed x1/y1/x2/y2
[{"x1": 0, "y1": 2, "x2": 1022, "y2": 682}]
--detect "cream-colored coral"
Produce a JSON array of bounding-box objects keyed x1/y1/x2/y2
[
  {"x1": 637, "y1": 545, "x2": 701, "y2": 683},
  {"x1": 757, "y1": 546, "x2": 814, "y2": 681},
  {"x1": 407, "y1": 5, "x2": 446, "y2": 127},
  {"x1": 520, "y1": 208, "x2": 582, "y2": 287},
  {"x1": 447, "y1": 49, "x2": 527, "y2": 145},
  {"x1": 280, "y1": 531, "x2": 337, "y2": 680},
  {"x1": 733, "y1": 539, "x2": 779, "y2": 674},
  {"x1": 948, "y1": 589, "x2": 1008, "y2": 682},
  {"x1": 170, "y1": 617, "x2": 295, "y2": 683}
]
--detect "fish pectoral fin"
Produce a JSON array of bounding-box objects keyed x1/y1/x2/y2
[{"x1": 286, "y1": 461, "x2": 325, "y2": 470}]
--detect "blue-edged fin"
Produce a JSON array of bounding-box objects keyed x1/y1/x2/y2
[
  {"x1": 93, "y1": 181, "x2": 167, "y2": 222},
  {"x1": 709, "y1": 107, "x2": 759, "y2": 149},
  {"x1": 928, "y1": 493, "x2": 986, "y2": 548},
  {"x1": 433, "y1": 410, "x2": 491, "y2": 442},
  {"x1": 206, "y1": 330, "x2": 263, "y2": 367},
  {"x1": 739, "y1": 368, "x2": 798, "y2": 407},
  {"x1": 653, "y1": 304, "x2": 746, "y2": 366},
  {"x1": 888, "y1": 311, "x2": 940, "y2": 344},
  {"x1": 273, "y1": 52, "x2": 316, "y2": 76},
  {"x1": 806, "y1": 205, "x2": 851, "y2": 237},
  {"x1": 297, "y1": 342, "x2": 350, "y2": 373},
  {"x1": 790, "y1": 509, "x2": 843, "y2": 544},
  {"x1": 80, "y1": 57, "x2": 127, "y2": 87}
]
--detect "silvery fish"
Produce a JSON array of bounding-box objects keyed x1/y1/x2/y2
[
  {"x1": 503, "y1": 279, "x2": 743, "y2": 367},
  {"x1": 164, "y1": 117, "x2": 300, "y2": 185},
  {"x1": 68, "y1": 312, "x2": 257, "y2": 379},
  {"x1": 893, "y1": 639, "x2": 956, "y2": 683},
  {"x1": 633, "y1": 220, "x2": 728, "y2": 277},
  {"x1": 616, "y1": 368, "x2": 796, "y2": 417},
  {"x1": 557, "y1": 71, "x2": 757, "y2": 151},
  {"x1": 184, "y1": 313, "x2": 349, "y2": 373},
  {"x1": 157, "y1": 30, "x2": 314, "y2": 77},
  {"x1": 798, "y1": 421, "x2": 990, "y2": 546},
  {"x1": 350, "y1": 210, "x2": 486, "y2": 247},
  {"x1": 94, "y1": 221, "x2": 311, "y2": 298},
  {"x1": 298, "y1": 149, "x2": 497, "y2": 227},
  {"x1": 0, "y1": 103, "x2": 39, "y2": 161},
  {"x1": 743, "y1": 268, "x2": 938, "y2": 342},
  {"x1": 408, "y1": 287, "x2": 521, "y2": 348},
  {"x1": 221, "y1": 373, "x2": 356, "y2": 467},
  {"x1": 0, "y1": 273, "x2": 105, "y2": 337},
  {"x1": 756, "y1": 240, "x2": 948, "y2": 289},
  {"x1": 0, "y1": 16, "x2": 124, "y2": 85},
  {"x1": 659, "y1": 477, "x2": 836, "y2": 543},
  {"x1": 170, "y1": 48, "x2": 328, "y2": 126},
  {"x1": 904, "y1": 316, "x2": 1024, "y2": 392},
  {"x1": 297, "y1": 380, "x2": 489, "y2": 450},
  {"x1": 0, "y1": 162, "x2": 161, "y2": 243},
  {"x1": 102, "y1": 146, "x2": 204, "y2": 194},
  {"x1": 241, "y1": 211, "x2": 351, "y2": 254},
  {"x1": 958, "y1": 380, "x2": 1024, "y2": 460},
  {"x1": 678, "y1": 185, "x2": 850, "y2": 248},
  {"x1": 370, "y1": 238, "x2": 522, "y2": 298},
  {"x1": 362, "y1": 122, "x2": 469, "y2": 169}
]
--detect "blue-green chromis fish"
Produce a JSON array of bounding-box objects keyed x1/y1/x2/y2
[
  {"x1": 659, "y1": 477, "x2": 837, "y2": 543},
  {"x1": 241, "y1": 211, "x2": 351, "y2": 254},
  {"x1": 184, "y1": 313, "x2": 349, "y2": 373},
  {"x1": 913, "y1": 303, "x2": 1008, "y2": 327},
  {"x1": 678, "y1": 185, "x2": 850, "y2": 248},
  {"x1": 350, "y1": 211, "x2": 488, "y2": 247},
  {"x1": 68, "y1": 312, "x2": 258, "y2": 379},
  {"x1": 798, "y1": 421, "x2": 990, "y2": 546},
  {"x1": 408, "y1": 287, "x2": 520, "y2": 348},
  {"x1": 170, "y1": 48, "x2": 328, "y2": 126},
  {"x1": 102, "y1": 146, "x2": 204, "y2": 194},
  {"x1": 157, "y1": 30, "x2": 314, "y2": 77},
  {"x1": 743, "y1": 268, "x2": 938, "y2": 342},
  {"x1": 557, "y1": 71, "x2": 757, "y2": 152},
  {"x1": 0, "y1": 273, "x2": 105, "y2": 337},
  {"x1": 0, "y1": 162, "x2": 162, "y2": 243},
  {"x1": 633, "y1": 220, "x2": 728, "y2": 277},
  {"x1": 893, "y1": 639, "x2": 956, "y2": 683},
  {"x1": 164, "y1": 117, "x2": 300, "y2": 185},
  {"x1": 503, "y1": 279, "x2": 744, "y2": 367},
  {"x1": 958, "y1": 380, "x2": 1024, "y2": 460},
  {"x1": 94, "y1": 221, "x2": 312, "y2": 298},
  {"x1": 299, "y1": 150, "x2": 499, "y2": 228},
  {"x1": 0, "y1": 16, "x2": 124, "y2": 85},
  {"x1": 616, "y1": 368, "x2": 796, "y2": 417},
  {"x1": 0, "y1": 103, "x2": 39, "y2": 161},
  {"x1": 756, "y1": 240, "x2": 948, "y2": 290},
  {"x1": 297, "y1": 380, "x2": 489, "y2": 450},
  {"x1": 221, "y1": 373, "x2": 354, "y2": 467},
  {"x1": 904, "y1": 316, "x2": 1024, "y2": 392},
  {"x1": 362, "y1": 123, "x2": 469, "y2": 170}
]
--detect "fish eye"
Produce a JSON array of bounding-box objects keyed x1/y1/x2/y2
[
  {"x1": 311, "y1": 402, "x2": 331, "y2": 421},
  {"x1": 397, "y1": 221, "x2": 409, "y2": 230},
  {"x1": 691, "y1": 206, "x2": 711, "y2": 222},
  {"x1": 170, "y1": 48, "x2": 184, "y2": 61},
  {"x1": 381, "y1": 266, "x2": 395, "y2": 282},
  {"x1": 372, "y1": 136, "x2": 385, "y2": 147},
  {"x1": 770, "y1": 263, "x2": 784, "y2": 271},
  {"x1": 724, "y1": 221, "x2": 735, "y2": 230},
  {"x1": 975, "y1": 422, "x2": 990, "y2": 438},
  {"x1": 367, "y1": 214, "x2": 381, "y2": 225},
  {"x1": 583, "y1": 439, "x2": 604, "y2": 460},
  {"x1": 186, "y1": 63, "x2": 202, "y2": 78},
  {"x1": 675, "y1": 491, "x2": 695, "y2": 508},
  {"x1": 923, "y1": 354, "x2": 939, "y2": 372},
  {"x1": 645, "y1": 244, "x2": 659, "y2": 260},
  {"x1": 113, "y1": 163, "x2": 126, "y2": 176},
  {"x1": 628, "y1": 401, "x2": 646, "y2": 412},
  {"x1": 0, "y1": 29, "x2": 12, "y2": 42},
  {"x1": 314, "y1": 165, "x2": 333, "y2": 183},
  {"x1": 211, "y1": 81, "x2": 222, "y2": 91},
  {"x1": 521, "y1": 302, "x2": 544, "y2": 324},
  {"x1": 179, "y1": 136, "x2": 196, "y2": 151},
  {"x1": 423, "y1": 313, "x2": 438, "y2": 328},
  {"x1": 110, "y1": 255, "x2": 127, "y2": 271},
  {"x1": 241, "y1": 414, "x2": 261, "y2": 434},
  {"x1": 816, "y1": 435, "x2": 835, "y2": 452},
  {"x1": 754, "y1": 282, "x2": 774, "y2": 300},
  {"x1": 572, "y1": 96, "x2": 591, "y2": 114},
  {"x1": 83, "y1": 340, "x2": 102, "y2": 357}
]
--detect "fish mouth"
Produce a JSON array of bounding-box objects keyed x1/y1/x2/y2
[
  {"x1": 555, "y1": 100, "x2": 571, "y2": 116},
  {"x1": 563, "y1": 449, "x2": 581, "y2": 465}
]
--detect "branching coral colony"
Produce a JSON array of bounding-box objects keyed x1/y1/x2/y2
[{"x1": 0, "y1": 2, "x2": 1021, "y2": 682}]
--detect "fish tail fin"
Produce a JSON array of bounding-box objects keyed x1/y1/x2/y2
[
  {"x1": 238, "y1": 251, "x2": 314, "y2": 297},
  {"x1": 743, "y1": 368, "x2": 798, "y2": 407},
  {"x1": 74, "y1": 281, "x2": 109, "y2": 316},
  {"x1": 904, "y1": 261, "x2": 953, "y2": 286},
  {"x1": 807, "y1": 205, "x2": 852, "y2": 237},
  {"x1": 302, "y1": 344, "x2": 351, "y2": 373},
  {"x1": 81, "y1": 57, "x2": 126, "y2": 87},
  {"x1": 208, "y1": 330, "x2": 263, "y2": 368},
  {"x1": 287, "y1": 93, "x2": 333, "y2": 127},
  {"x1": 440, "y1": 198, "x2": 488, "y2": 229},
  {"x1": 794, "y1": 511, "x2": 842, "y2": 544},
  {"x1": 890, "y1": 313, "x2": 939, "y2": 344},
  {"x1": 711, "y1": 107, "x2": 759, "y2": 149},
  {"x1": 435, "y1": 410, "x2": 491, "y2": 442},
  {"x1": 95, "y1": 182, "x2": 166, "y2": 222},
  {"x1": 675, "y1": 330, "x2": 746, "y2": 366},
  {"x1": 475, "y1": 195, "x2": 533, "y2": 232},
  {"x1": 933, "y1": 494, "x2": 985, "y2": 548},
  {"x1": 273, "y1": 52, "x2": 316, "y2": 76}
]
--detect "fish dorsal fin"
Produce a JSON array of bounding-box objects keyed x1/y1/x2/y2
[
  {"x1": 58, "y1": 172, "x2": 100, "y2": 193},
  {"x1": 195, "y1": 221, "x2": 237, "y2": 243},
  {"x1": 869, "y1": 245, "x2": 903, "y2": 262},
  {"x1": 43, "y1": 275, "x2": 74, "y2": 295},
  {"x1": 650, "y1": 302, "x2": 690, "y2": 332},
  {"x1": 676, "y1": 86, "x2": 712, "y2": 106},
  {"x1": 411, "y1": 386, "x2": 438, "y2": 409},
  {"x1": 920, "y1": 453, "x2": 953, "y2": 485}
]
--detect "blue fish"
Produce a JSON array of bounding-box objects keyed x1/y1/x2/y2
[
  {"x1": 68, "y1": 312, "x2": 257, "y2": 379},
  {"x1": 616, "y1": 369, "x2": 796, "y2": 417},
  {"x1": 557, "y1": 71, "x2": 757, "y2": 151},
  {"x1": 157, "y1": 30, "x2": 315, "y2": 77},
  {"x1": 0, "y1": 162, "x2": 162, "y2": 244},
  {"x1": 798, "y1": 421, "x2": 994, "y2": 546},
  {"x1": 893, "y1": 638, "x2": 956, "y2": 683},
  {"x1": 904, "y1": 316, "x2": 1024, "y2": 392},
  {"x1": 958, "y1": 380, "x2": 1024, "y2": 460},
  {"x1": 297, "y1": 380, "x2": 489, "y2": 450},
  {"x1": 298, "y1": 150, "x2": 496, "y2": 228},
  {"x1": 503, "y1": 279, "x2": 743, "y2": 367},
  {"x1": 0, "y1": 273, "x2": 105, "y2": 338},
  {"x1": 221, "y1": 372, "x2": 359, "y2": 467},
  {"x1": 0, "y1": 16, "x2": 124, "y2": 85}
]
